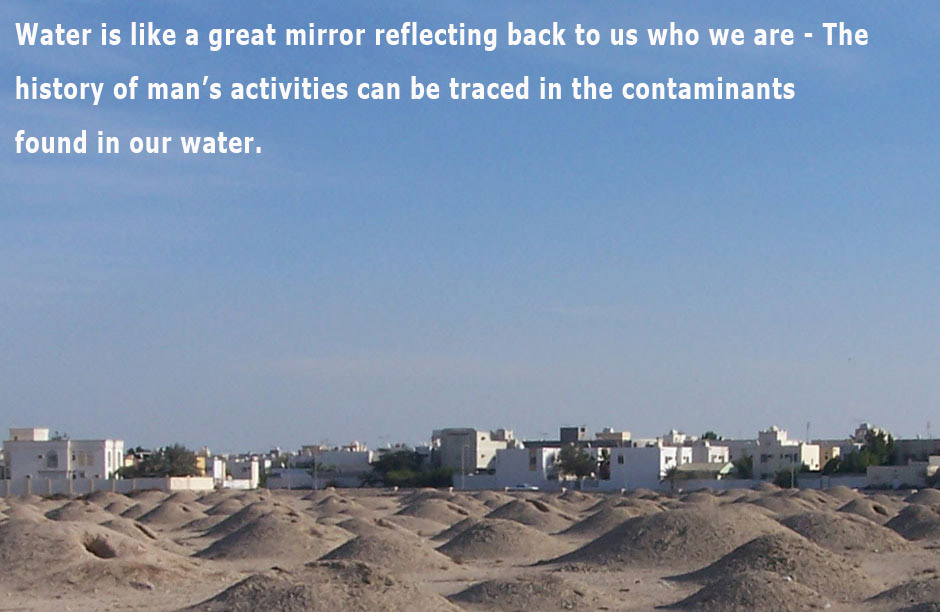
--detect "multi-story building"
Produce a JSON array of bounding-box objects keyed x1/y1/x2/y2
[
  {"x1": 751, "y1": 426, "x2": 820, "y2": 480},
  {"x1": 3, "y1": 427, "x2": 124, "y2": 480},
  {"x1": 433, "y1": 428, "x2": 516, "y2": 474}
]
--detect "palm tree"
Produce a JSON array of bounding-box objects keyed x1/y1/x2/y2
[{"x1": 662, "y1": 465, "x2": 684, "y2": 492}]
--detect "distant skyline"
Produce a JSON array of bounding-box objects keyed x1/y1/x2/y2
[{"x1": 3, "y1": 1, "x2": 939, "y2": 452}]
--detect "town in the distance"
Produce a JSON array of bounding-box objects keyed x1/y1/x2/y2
[{"x1": 1, "y1": 421, "x2": 936, "y2": 498}]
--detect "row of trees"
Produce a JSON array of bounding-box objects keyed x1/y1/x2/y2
[{"x1": 117, "y1": 444, "x2": 200, "y2": 478}]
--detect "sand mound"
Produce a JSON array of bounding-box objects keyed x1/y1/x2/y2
[
  {"x1": 838, "y1": 498, "x2": 894, "y2": 523},
  {"x1": 792, "y1": 489, "x2": 838, "y2": 508},
  {"x1": 187, "y1": 560, "x2": 460, "y2": 612},
  {"x1": 128, "y1": 489, "x2": 169, "y2": 503},
  {"x1": 747, "y1": 493, "x2": 817, "y2": 516},
  {"x1": 485, "y1": 499, "x2": 575, "y2": 532},
  {"x1": 137, "y1": 501, "x2": 207, "y2": 529},
  {"x1": 321, "y1": 528, "x2": 454, "y2": 572},
  {"x1": 560, "y1": 506, "x2": 637, "y2": 539},
  {"x1": 450, "y1": 573, "x2": 607, "y2": 611},
  {"x1": 197, "y1": 511, "x2": 346, "y2": 562},
  {"x1": 204, "y1": 501, "x2": 282, "y2": 537},
  {"x1": 616, "y1": 497, "x2": 665, "y2": 516},
  {"x1": 906, "y1": 489, "x2": 940, "y2": 506},
  {"x1": 205, "y1": 498, "x2": 245, "y2": 516},
  {"x1": 383, "y1": 514, "x2": 449, "y2": 537},
  {"x1": 83, "y1": 491, "x2": 130, "y2": 507},
  {"x1": 309, "y1": 495, "x2": 372, "y2": 518},
  {"x1": 438, "y1": 518, "x2": 569, "y2": 563},
  {"x1": 396, "y1": 498, "x2": 471, "y2": 525},
  {"x1": 887, "y1": 505, "x2": 940, "y2": 540},
  {"x1": 0, "y1": 517, "x2": 200, "y2": 592},
  {"x1": 754, "y1": 482, "x2": 781, "y2": 493},
  {"x1": 3, "y1": 502, "x2": 46, "y2": 521},
  {"x1": 120, "y1": 502, "x2": 156, "y2": 520},
  {"x1": 100, "y1": 517, "x2": 161, "y2": 542},
  {"x1": 822, "y1": 485, "x2": 861, "y2": 503},
  {"x1": 780, "y1": 511, "x2": 909, "y2": 552},
  {"x1": 431, "y1": 517, "x2": 481, "y2": 542},
  {"x1": 103, "y1": 497, "x2": 137, "y2": 516},
  {"x1": 673, "y1": 531, "x2": 876, "y2": 601},
  {"x1": 870, "y1": 575, "x2": 940, "y2": 607},
  {"x1": 553, "y1": 505, "x2": 787, "y2": 569},
  {"x1": 45, "y1": 500, "x2": 113, "y2": 523},
  {"x1": 472, "y1": 490, "x2": 512, "y2": 508},
  {"x1": 666, "y1": 569, "x2": 830, "y2": 611},
  {"x1": 679, "y1": 490, "x2": 720, "y2": 506}
]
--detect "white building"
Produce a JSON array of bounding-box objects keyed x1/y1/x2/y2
[
  {"x1": 752, "y1": 426, "x2": 821, "y2": 480},
  {"x1": 608, "y1": 444, "x2": 694, "y2": 490},
  {"x1": 3, "y1": 428, "x2": 124, "y2": 480},
  {"x1": 491, "y1": 446, "x2": 560, "y2": 488},
  {"x1": 433, "y1": 428, "x2": 516, "y2": 474}
]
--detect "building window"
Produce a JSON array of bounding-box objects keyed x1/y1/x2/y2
[
  {"x1": 617, "y1": 455, "x2": 624, "y2": 465},
  {"x1": 46, "y1": 450, "x2": 59, "y2": 469}
]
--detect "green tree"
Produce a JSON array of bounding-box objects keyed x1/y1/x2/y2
[
  {"x1": 732, "y1": 453, "x2": 754, "y2": 479},
  {"x1": 361, "y1": 449, "x2": 453, "y2": 488},
  {"x1": 118, "y1": 444, "x2": 199, "y2": 478},
  {"x1": 701, "y1": 431, "x2": 722, "y2": 441},
  {"x1": 556, "y1": 445, "x2": 596, "y2": 478}
]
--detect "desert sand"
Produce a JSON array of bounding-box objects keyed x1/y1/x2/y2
[{"x1": 1, "y1": 485, "x2": 939, "y2": 611}]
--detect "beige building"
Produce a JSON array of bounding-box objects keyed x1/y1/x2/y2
[{"x1": 434, "y1": 428, "x2": 515, "y2": 474}]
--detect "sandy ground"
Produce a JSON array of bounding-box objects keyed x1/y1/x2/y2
[{"x1": 1, "y1": 486, "x2": 938, "y2": 611}]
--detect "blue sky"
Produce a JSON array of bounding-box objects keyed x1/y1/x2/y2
[{"x1": 2, "y1": 1, "x2": 939, "y2": 452}]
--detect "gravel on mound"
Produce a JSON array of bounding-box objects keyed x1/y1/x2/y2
[
  {"x1": 204, "y1": 498, "x2": 246, "y2": 516},
  {"x1": 82, "y1": 491, "x2": 130, "y2": 507},
  {"x1": 780, "y1": 510, "x2": 910, "y2": 552},
  {"x1": 664, "y1": 569, "x2": 830, "y2": 612},
  {"x1": 127, "y1": 490, "x2": 169, "y2": 504},
  {"x1": 906, "y1": 489, "x2": 940, "y2": 506},
  {"x1": 615, "y1": 498, "x2": 665, "y2": 516},
  {"x1": 485, "y1": 499, "x2": 575, "y2": 532},
  {"x1": 103, "y1": 497, "x2": 137, "y2": 516},
  {"x1": 395, "y1": 498, "x2": 471, "y2": 525},
  {"x1": 679, "y1": 491, "x2": 720, "y2": 505},
  {"x1": 838, "y1": 498, "x2": 894, "y2": 524},
  {"x1": 186, "y1": 560, "x2": 460, "y2": 612},
  {"x1": 625, "y1": 488, "x2": 663, "y2": 501},
  {"x1": 869, "y1": 574, "x2": 940, "y2": 606},
  {"x1": 672, "y1": 531, "x2": 877, "y2": 601},
  {"x1": 137, "y1": 501, "x2": 207, "y2": 529},
  {"x1": 792, "y1": 489, "x2": 838, "y2": 509},
  {"x1": 747, "y1": 494, "x2": 817, "y2": 517},
  {"x1": 552, "y1": 505, "x2": 787, "y2": 570},
  {"x1": 557, "y1": 489, "x2": 599, "y2": 509},
  {"x1": 309, "y1": 495, "x2": 372, "y2": 518},
  {"x1": 165, "y1": 490, "x2": 206, "y2": 506},
  {"x1": 449, "y1": 573, "x2": 607, "y2": 611},
  {"x1": 120, "y1": 503, "x2": 156, "y2": 520},
  {"x1": 472, "y1": 490, "x2": 512, "y2": 509},
  {"x1": 431, "y1": 517, "x2": 481, "y2": 542},
  {"x1": 45, "y1": 500, "x2": 113, "y2": 523},
  {"x1": 100, "y1": 517, "x2": 160, "y2": 542},
  {"x1": 559, "y1": 506, "x2": 637, "y2": 539},
  {"x1": 383, "y1": 514, "x2": 449, "y2": 537},
  {"x1": 320, "y1": 528, "x2": 454, "y2": 572},
  {"x1": 335, "y1": 517, "x2": 414, "y2": 538},
  {"x1": 204, "y1": 502, "x2": 282, "y2": 538},
  {"x1": 887, "y1": 505, "x2": 940, "y2": 540},
  {"x1": 822, "y1": 486, "x2": 861, "y2": 503},
  {"x1": 437, "y1": 518, "x2": 569, "y2": 563},
  {"x1": 197, "y1": 512, "x2": 347, "y2": 561}
]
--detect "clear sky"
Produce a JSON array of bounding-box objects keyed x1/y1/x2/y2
[{"x1": 2, "y1": 1, "x2": 938, "y2": 452}]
